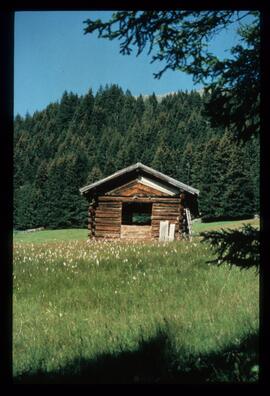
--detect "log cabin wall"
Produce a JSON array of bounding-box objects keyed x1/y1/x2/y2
[
  {"x1": 81, "y1": 163, "x2": 199, "y2": 240},
  {"x1": 90, "y1": 200, "x2": 122, "y2": 239},
  {"x1": 88, "y1": 195, "x2": 185, "y2": 240},
  {"x1": 179, "y1": 192, "x2": 186, "y2": 235},
  {"x1": 86, "y1": 184, "x2": 194, "y2": 240},
  {"x1": 88, "y1": 199, "x2": 98, "y2": 238},
  {"x1": 151, "y1": 201, "x2": 181, "y2": 239}
]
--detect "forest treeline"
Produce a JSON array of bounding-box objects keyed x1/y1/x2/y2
[{"x1": 14, "y1": 85, "x2": 259, "y2": 230}]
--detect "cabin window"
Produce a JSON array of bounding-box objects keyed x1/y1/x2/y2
[{"x1": 122, "y1": 202, "x2": 152, "y2": 225}]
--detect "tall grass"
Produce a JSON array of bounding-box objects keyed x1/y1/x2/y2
[{"x1": 13, "y1": 235, "x2": 259, "y2": 383}]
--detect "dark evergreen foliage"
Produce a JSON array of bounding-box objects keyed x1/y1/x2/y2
[
  {"x1": 201, "y1": 225, "x2": 260, "y2": 271},
  {"x1": 84, "y1": 11, "x2": 260, "y2": 140},
  {"x1": 13, "y1": 86, "x2": 259, "y2": 230}
]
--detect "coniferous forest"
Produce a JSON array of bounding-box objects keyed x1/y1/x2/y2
[{"x1": 14, "y1": 85, "x2": 259, "y2": 230}]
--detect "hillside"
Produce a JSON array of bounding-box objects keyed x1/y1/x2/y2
[{"x1": 14, "y1": 85, "x2": 259, "y2": 230}]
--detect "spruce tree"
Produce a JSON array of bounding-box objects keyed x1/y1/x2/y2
[
  {"x1": 199, "y1": 137, "x2": 221, "y2": 220},
  {"x1": 151, "y1": 138, "x2": 175, "y2": 176},
  {"x1": 223, "y1": 144, "x2": 255, "y2": 219},
  {"x1": 13, "y1": 87, "x2": 259, "y2": 229}
]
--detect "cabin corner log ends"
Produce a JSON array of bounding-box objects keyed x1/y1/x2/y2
[{"x1": 81, "y1": 163, "x2": 199, "y2": 241}]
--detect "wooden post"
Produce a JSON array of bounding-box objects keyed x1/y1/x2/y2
[
  {"x1": 159, "y1": 220, "x2": 169, "y2": 241},
  {"x1": 168, "y1": 224, "x2": 176, "y2": 241}
]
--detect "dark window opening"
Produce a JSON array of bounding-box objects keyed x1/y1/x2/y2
[{"x1": 122, "y1": 203, "x2": 152, "y2": 225}]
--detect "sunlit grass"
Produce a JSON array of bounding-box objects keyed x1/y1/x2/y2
[
  {"x1": 13, "y1": 231, "x2": 259, "y2": 382},
  {"x1": 13, "y1": 228, "x2": 89, "y2": 243},
  {"x1": 13, "y1": 218, "x2": 259, "y2": 244},
  {"x1": 192, "y1": 218, "x2": 259, "y2": 234}
]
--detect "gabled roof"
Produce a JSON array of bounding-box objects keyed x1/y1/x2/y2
[{"x1": 79, "y1": 162, "x2": 199, "y2": 196}]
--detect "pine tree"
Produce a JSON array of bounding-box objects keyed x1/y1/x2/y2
[
  {"x1": 223, "y1": 143, "x2": 255, "y2": 219},
  {"x1": 33, "y1": 160, "x2": 50, "y2": 227},
  {"x1": 134, "y1": 95, "x2": 145, "y2": 121},
  {"x1": 70, "y1": 89, "x2": 94, "y2": 137},
  {"x1": 56, "y1": 91, "x2": 79, "y2": 133},
  {"x1": 180, "y1": 142, "x2": 194, "y2": 185},
  {"x1": 13, "y1": 87, "x2": 259, "y2": 229},
  {"x1": 14, "y1": 183, "x2": 37, "y2": 229},
  {"x1": 244, "y1": 136, "x2": 260, "y2": 214},
  {"x1": 151, "y1": 138, "x2": 175, "y2": 176},
  {"x1": 199, "y1": 137, "x2": 221, "y2": 219}
]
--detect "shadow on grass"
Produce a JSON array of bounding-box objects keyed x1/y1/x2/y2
[{"x1": 14, "y1": 330, "x2": 259, "y2": 384}]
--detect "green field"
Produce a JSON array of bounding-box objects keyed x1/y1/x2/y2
[
  {"x1": 13, "y1": 228, "x2": 89, "y2": 243},
  {"x1": 13, "y1": 219, "x2": 259, "y2": 383},
  {"x1": 13, "y1": 218, "x2": 259, "y2": 244}
]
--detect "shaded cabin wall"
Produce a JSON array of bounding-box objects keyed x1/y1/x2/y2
[
  {"x1": 151, "y1": 201, "x2": 181, "y2": 239},
  {"x1": 88, "y1": 199, "x2": 122, "y2": 239},
  {"x1": 88, "y1": 193, "x2": 188, "y2": 240}
]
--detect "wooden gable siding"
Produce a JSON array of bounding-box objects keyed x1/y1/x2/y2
[
  {"x1": 138, "y1": 176, "x2": 179, "y2": 196},
  {"x1": 105, "y1": 179, "x2": 170, "y2": 197}
]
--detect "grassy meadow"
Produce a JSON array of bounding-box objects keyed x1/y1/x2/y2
[{"x1": 13, "y1": 219, "x2": 259, "y2": 383}]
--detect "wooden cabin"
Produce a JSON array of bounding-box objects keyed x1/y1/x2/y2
[{"x1": 79, "y1": 162, "x2": 199, "y2": 241}]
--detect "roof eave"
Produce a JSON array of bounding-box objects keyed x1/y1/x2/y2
[
  {"x1": 79, "y1": 162, "x2": 199, "y2": 196},
  {"x1": 79, "y1": 163, "x2": 141, "y2": 195}
]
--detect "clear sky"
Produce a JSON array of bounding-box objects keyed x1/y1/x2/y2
[{"x1": 14, "y1": 11, "x2": 247, "y2": 117}]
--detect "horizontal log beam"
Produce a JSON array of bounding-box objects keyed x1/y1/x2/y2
[
  {"x1": 96, "y1": 207, "x2": 122, "y2": 212},
  {"x1": 152, "y1": 212, "x2": 180, "y2": 216},
  {"x1": 99, "y1": 196, "x2": 180, "y2": 203},
  {"x1": 97, "y1": 204, "x2": 122, "y2": 209},
  {"x1": 95, "y1": 232, "x2": 121, "y2": 238},
  {"x1": 152, "y1": 205, "x2": 180, "y2": 209},
  {"x1": 95, "y1": 225, "x2": 121, "y2": 231},
  {"x1": 95, "y1": 212, "x2": 121, "y2": 218},
  {"x1": 95, "y1": 217, "x2": 121, "y2": 224},
  {"x1": 121, "y1": 235, "x2": 151, "y2": 239},
  {"x1": 152, "y1": 215, "x2": 179, "y2": 221},
  {"x1": 152, "y1": 204, "x2": 180, "y2": 212},
  {"x1": 152, "y1": 203, "x2": 180, "y2": 208},
  {"x1": 151, "y1": 222, "x2": 179, "y2": 226}
]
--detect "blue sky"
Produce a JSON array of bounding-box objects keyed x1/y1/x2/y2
[{"x1": 14, "y1": 11, "x2": 248, "y2": 117}]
